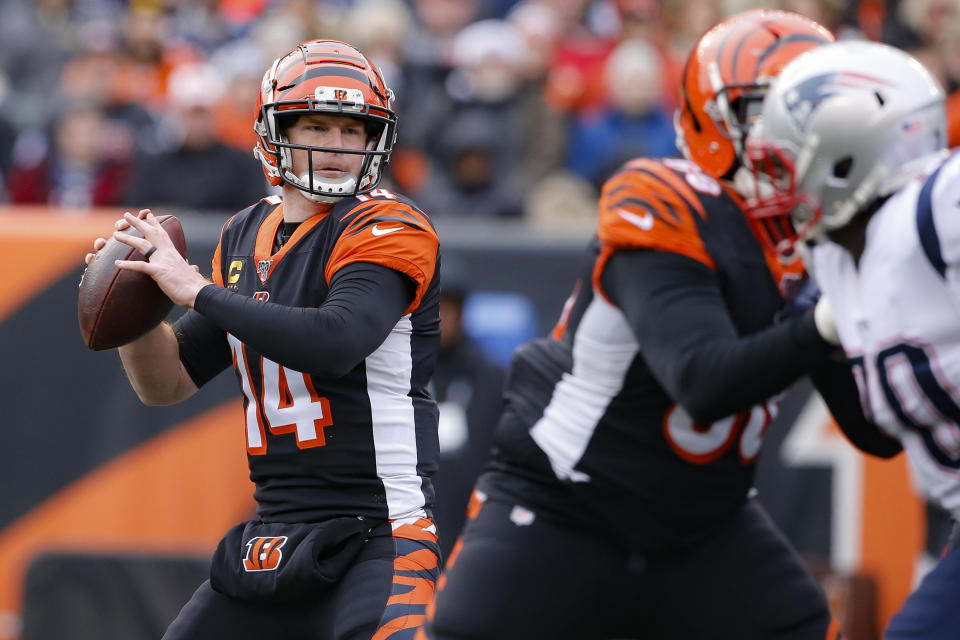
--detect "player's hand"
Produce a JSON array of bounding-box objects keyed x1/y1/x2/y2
[
  {"x1": 84, "y1": 237, "x2": 107, "y2": 265},
  {"x1": 84, "y1": 210, "x2": 147, "y2": 265},
  {"x1": 813, "y1": 296, "x2": 840, "y2": 346},
  {"x1": 775, "y1": 273, "x2": 820, "y2": 323},
  {"x1": 112, "y1": 209, "x2": 209, "y2": 308}
]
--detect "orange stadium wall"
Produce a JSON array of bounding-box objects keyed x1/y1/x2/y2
[{"x1": 0, "y1": 209, "x2": 926, "y2": 640}]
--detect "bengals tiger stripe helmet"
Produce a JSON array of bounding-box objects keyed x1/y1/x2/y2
[
  {"x1": 254, "y1": 40, "x2": 397, "y2": 202},
  {"x1": 674, "y1": 9, "x2": 834, "y2": 182}
]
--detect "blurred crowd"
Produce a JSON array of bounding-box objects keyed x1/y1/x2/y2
[{"x1": 1, "y1": 0, "x2": 960, "y2": 225}]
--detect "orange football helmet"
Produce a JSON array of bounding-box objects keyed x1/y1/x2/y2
[
  {"x1": 674, "y1": 9, "x2": 834, "y2": 182},
  {"x1": 254, "y1": 40, "x2": 396, "y2": 202}
]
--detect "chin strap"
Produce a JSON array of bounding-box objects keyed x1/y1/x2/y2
[{"x1": 287, "y1": 169, "x2": 358, "y2": 203}]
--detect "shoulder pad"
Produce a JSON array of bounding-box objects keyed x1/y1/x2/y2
[{"x1": 598, "y1": 158, "x2": 715, "y2": 269}]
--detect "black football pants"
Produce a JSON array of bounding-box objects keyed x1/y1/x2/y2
[{"x1": 422, "y1": 495, "x2": 838, "y2": 640}]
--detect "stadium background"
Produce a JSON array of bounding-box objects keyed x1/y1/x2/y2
[{"x1": 0, "y1": 0, "x2": 954, "y2": 638}]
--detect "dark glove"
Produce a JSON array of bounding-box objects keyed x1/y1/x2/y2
[{"x1": 775, "y1": 274, "x2": 821, "y2": 323}]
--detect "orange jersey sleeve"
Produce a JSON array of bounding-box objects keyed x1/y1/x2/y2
[
  {"x1": 325, "y1": 200, "x2": 439, "y2": 314},
  {"x1": 596, "y1": 159, "x2": 714, "y2": 270}
]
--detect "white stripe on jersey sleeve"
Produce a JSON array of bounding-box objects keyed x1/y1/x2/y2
[
  {"x1": 366, "y1": 314, "x2": 428, "y2": 520},
  {"x1": 530, "y1": 294, "x2": 640, "y2": 482}
]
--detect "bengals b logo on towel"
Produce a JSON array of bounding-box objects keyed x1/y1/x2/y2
[{"x1": 243, "y1": 536, "x2": 287, "y2": 571}]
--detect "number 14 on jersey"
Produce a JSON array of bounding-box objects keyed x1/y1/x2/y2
[{"x1": 228, "y1": 334, "x2": 333, "y2": 454}]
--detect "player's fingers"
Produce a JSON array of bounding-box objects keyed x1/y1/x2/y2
[
  {"x1": 123, "y1": 211, "x2": 150, "y2": 232},
  {"x1": 93, "y1": 237, "x2": 106, "y2": 251},
  {"x1": 138, "y1": 209, "x2": 151, "y2": 219},
  {"x1": 113, "y1": 229, "x2": 152, "y2": 254},
  {"x1": 84, "y1": 252, "x2": 95, "y2": 265},
  {"x1": 123, "y1": 211, "x2": 167, "y2": 246},
  {"x1": 115, "y1": 259, "x2": 152, "y2": 273}
]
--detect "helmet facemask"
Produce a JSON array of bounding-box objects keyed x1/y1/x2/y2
[
  {"x1": 255, "y1": 89, "x2": 396, "y2": 203},
  {"x1": 744, "y1": 134, "x2": 822, "y2": 258}
]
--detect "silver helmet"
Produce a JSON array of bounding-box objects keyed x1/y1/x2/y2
[{"x1": 744, "y1": 40, "x2": 946, "y2": 255}]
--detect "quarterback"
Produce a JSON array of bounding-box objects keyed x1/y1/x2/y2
[{"x1": 85, "y1": 40, "x2": 441, "y2": 640}]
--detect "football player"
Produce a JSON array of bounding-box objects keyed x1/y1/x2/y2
[
  {"x1": 419, "y1": 10, "x2": 901, "y2": 640},
  {"x1": 745, "y1": 40, "x2": 958, "y2": 640},
  {"x1": 84, "y1": 40, "x2": 441, "y2": 640}
]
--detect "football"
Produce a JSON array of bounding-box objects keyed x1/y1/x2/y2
[{"x1": 78, "y1": 215, "x2": 187, "y2": 351}]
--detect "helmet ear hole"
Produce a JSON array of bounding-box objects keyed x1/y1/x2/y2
[
  {"x1": 874, "y1": 91, "x2": 885, "y2": 106},
  {"x1": 832, "y1": 156, "x2": 854, "y2": 179}
]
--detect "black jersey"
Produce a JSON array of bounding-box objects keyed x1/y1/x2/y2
[
  {"x1": 487, "y1": 158, "x2": 808, "y2": 552},
  {"x1": 183, "y1": 191, "x2": 441, "y2": 527}
]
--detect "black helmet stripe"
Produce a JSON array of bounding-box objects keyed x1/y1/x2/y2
[
  {"x1": 306, "y1": 50, "x2": 366, "y2": 64},
  {"x1": 752, "y1": 33, "x2": 832, "y2": 77},
  {"x1": 275, "y1": 66, "x2": 373, "y2": 95}
]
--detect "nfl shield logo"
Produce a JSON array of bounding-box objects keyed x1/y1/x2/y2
[{"x1": 256, "y1": 259, "x2": 273, "y2": 284}]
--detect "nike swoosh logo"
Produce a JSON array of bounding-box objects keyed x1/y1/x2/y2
[
  {"x1": 617, "y1": 208, "x2": 654, "y2": 231},
  {"x1": 371, "y1": 224, "x2": 403, "y2": 237}
]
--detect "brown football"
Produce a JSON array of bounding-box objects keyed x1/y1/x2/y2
[{"x1": 78, "y1": 215, "x2": 187, "y2": 351}]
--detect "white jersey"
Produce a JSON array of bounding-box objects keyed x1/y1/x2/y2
[{"x1": 810, "y1": 151, "x2": 960, "y2": 519}]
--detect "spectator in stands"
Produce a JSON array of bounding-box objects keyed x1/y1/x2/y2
[
  {"x1": 506, "y1": 1, "x2": 570, "y2": 189},
  {"x1": 566, "y1": 38, "x2": 676, "y2": 187},
  {"x1": 431, "y1": 266, "x2": 506, "y2": 563},
  {"x1": 399, "y1": 0, "x2": 480, "y2": 151},
  {"x1": 171, "y1": 0, "x2": 244, "y2": 55},
  {"x1": 541, "y1": 0, "x2": 617, "y2": 117},
  {"x1": 124, "y1": 63, "x2": 266, "y2": 213},
  {"x1": 205, "y1": 51, "x2": 263, "y2": 155},
  {"x1": 59, "y1": 24, "x2": 165, "y2": 157},
  {"x1": 417, "y1": 109, "x2": 524, "y2": 218},
  {"x1": 780, "y1": 0, "x2": 851, "y2": 37},
  {"x1": 414, "y1": 19, "x2": 532, "y2": 217},
  {"x1": 0, "y1": 0, "x2": 83, "y2": 128},
  {"x1": 7, "y1": 102, "x2": 129, "y2": 209}
]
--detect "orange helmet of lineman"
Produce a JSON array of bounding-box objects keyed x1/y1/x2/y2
[
  {"x1": 674, "y1": 10, "x2": 834, "y2": 183},
  {"x1": 254, "y1": 39, "x2": 397, "y2": 202}
]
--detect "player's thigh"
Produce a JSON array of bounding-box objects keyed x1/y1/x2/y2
[
  {"x1": 161, "y1": 579, "x2": 305, "y2": 640},
  {"x1": 333, "y1": 528, "x2": 441, "y2": 640},
  {"x1": 886, "y1": 545, "x2": 960, "y2": 640},
  {"x1": 649, "y1": 500, "x2": 833, "y2": 640},
  {"x1": 425, "y1": 498, "x2": 617, "y2": 640}
]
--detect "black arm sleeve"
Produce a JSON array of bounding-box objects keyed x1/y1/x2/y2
[
  {"x1": 173, "y1": 309, "x2": 232, "y2": 388},
  {"x1": 602, "y1": 249, "x2": 834, "y2": 424},
  {"x1": 193, "y1": 262, "x2": 413, "y2": 378},
  {"x1": 810, "y1": 359, "x2": 903, "y2": 458}
]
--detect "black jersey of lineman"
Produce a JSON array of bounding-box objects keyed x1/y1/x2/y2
[
  {"x1": 488, "y1": 158, "x2": 804, "y2": 552},
  {"x1": 209, "y1": 192, "x2": 440, "y2": 525}
]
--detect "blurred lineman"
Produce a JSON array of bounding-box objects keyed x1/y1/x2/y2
[
  {"x1": 420, "y1": 10, "x2": 901, "y2": 640},
  {"x1": 746, "y1": 40, "x2": 959, "y2": 640},
  {"x1": 85, "y1": 40, "x2": 441, "y2": 640}
]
